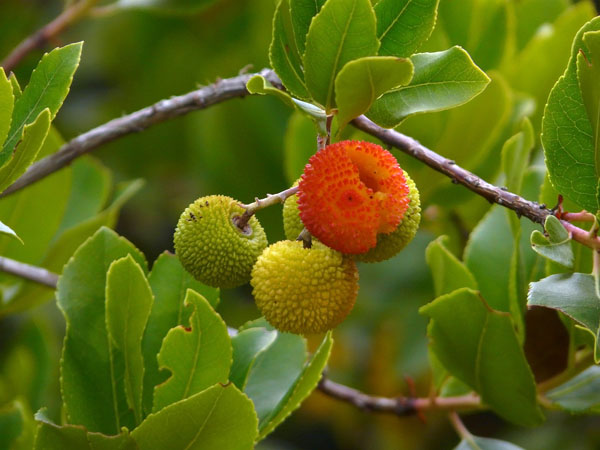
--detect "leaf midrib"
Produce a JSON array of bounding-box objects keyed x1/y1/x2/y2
[
  {"x1": 182, "y1": 312, "x2": 203, "y2": 400},
  {"x1": 378, "y1": 0, "x2": 412, "y2": 43},
  {"x1": 325, "y1": 0, "x2": 358, "y2": 110},
  {"x1": 474, "y1": 313, "x2": 490, "y2": 394},
  {"x1": 3, "y1": 56, "x2": 68, "y2": 154},
  {"x1": 183, "y1": 388, "x2": 224, "y2": 450}
]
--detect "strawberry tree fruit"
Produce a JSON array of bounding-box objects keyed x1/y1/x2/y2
[
  {"x1": 174, "y1": 195, "x2": 267, "y2": 288},
  {"x1": 251, "y1": 240, "x2": 359, "y2": 334},
  {"x1": 354, "y1": 170, "x2": 420, "y2": 263},
  {"x1": 298, "y1": 140, "x2": 410, "y2": 254}
]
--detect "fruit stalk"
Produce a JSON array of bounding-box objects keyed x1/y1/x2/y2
[{"x1": 234, "y1": 185, "x2": 299, "y2": 230}]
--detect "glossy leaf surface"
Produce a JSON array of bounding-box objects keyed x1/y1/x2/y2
[
  {"x1": 421, "y1": 288, "x2": 543, "y2": 426},
  {"x1": 368, "y1": 47, "x2": 489, "y2": 127}
]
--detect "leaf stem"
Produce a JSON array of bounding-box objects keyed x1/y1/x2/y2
[
  {"x1": 448, "y1": 411, "x2": 475, "y2": 444},
  {"x1": 1, "y1": 0, "x2": 99, "y2": 73},
  {"x1": 317, "y1": 114, "x2": 333, "y2": 151}
]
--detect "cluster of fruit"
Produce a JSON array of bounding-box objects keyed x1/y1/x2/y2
[{"x1": 174, "y1": 140, "x2": 420, "y2": 335}]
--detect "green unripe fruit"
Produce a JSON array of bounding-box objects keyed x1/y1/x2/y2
[
  {"x1": 282, "y1": 180, "x2": 304, "y2": 240},
  {"x1": 251, "y1": 240, "x2": 359, "y2": 335},
  {"x1": 354, "y1": 171, "x2": 420, "y2": 263},
  {"x1": 174, "y1": 195, "x2": 268, "y2": 289}
]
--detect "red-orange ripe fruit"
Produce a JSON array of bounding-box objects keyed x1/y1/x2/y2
[{"x1": 298, "y1": 140, "x2": 410, "y2": 254}]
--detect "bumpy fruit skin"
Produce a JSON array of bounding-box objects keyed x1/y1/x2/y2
[
  {"x1": 251, "y1": 240, "x2": 359, "y2": 335},
  {"x1": 354, "y1": 171, "x2": 420, "y2": 263},
  {"x1": 174, "y1": 195, "x2": 267, "y2": 289},
  {"x1": 298, "y1": 140, "x2": 409, "y2": 254},
  {"x1": 282, "y1": 180, "x2": 304, "y2": 240}
]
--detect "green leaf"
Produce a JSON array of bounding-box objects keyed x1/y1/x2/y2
[
  {"x1": 8, "y1": 73, "x2": 22, "y2": 100},
  {"x1": 578, "y1": 30, "x2": 600, "y2": 201},
  {"x1": 0, "y1": 219, "x2": 23, "y2": 244},
  {"x1": 34, "y1": 409, "x2": 137, "y2": 450},
  {"x1": 303, "y1": 0, "x2": 379, "y2": 111},
  {"x1": 105, "y1": 255, "x2": 154, "y2": 426},
  {"x1": 506, "y1": 2, "x2": 594, "y2": 130},
  {"x1": 291, "y1": 98, "x2": 328, "y2": 135},
  {"x1": 56, "y1": 156, "x2": 112, "y2": 235},
  {"x1": 335, "y1": 56, "x2": 413, "y2": 130},
  {"x1": 546, "y1": 365, "x2": 600, "y2": 413},
  {"x1": 455, "y1": 435, "x2": 525, "y2": 450},
  {"x1": 269, "y1": 0, "x2": 310, "y2": 100},
  {"x1": 143, "y1": 252, "x2": 219, "y2": 415},
  {"x1": 403, "y1": 72, "x2": 512, "y2": 204},
  {"x1": 367, "y1": 46, "x2": 490, "y2": 128},
  {"x1": 152, "y1": 290, "x2": 232, "y2": 412},
  {"x1": 0, "y1": 127, "x2": 71, "y2": 269},
  {"x1": 258, "y1": 331, "x2": 333, "y2": 440},
  {"x1": 1, "y1": 43, "x2": 82, "y2": 167},
  {"x1": 241, "y1": 321, "x2": 306, "y2": 426},
  {"x1": 57, "y1": 227, "x2": 147, "y2": 435},
  {"x1": 530, "y1": 215, "x2": 574, "y2": 268},
  {"x1": 375, "y1": 0, "x2": 439, "y2": 57},
  {"x1": 246, "y1": 75, "x2": 294, "y2": 108},
  {"x1": 47, "y1": 179, "x2": 143, "y2": 273},
  {"x1": 246, "y1": 75, "x2": 328, "y2": 134},
  {"x1": 440, "y1": 376, "x2": 472, "y2": 398},
  {"x1": 0, "y1": 179, "x2": 143, "y2": 316},
  {"x1": 0, "y1": 67, "x2": 14, "y2": 148},
  {"x1": 468, "y1": 0, "x2": 513, "y2": 71},
  {"x1": 501, "y1": 118, "x2": 534, "y2": 200},
  {"x1": 114, "y1": 0, "x2": 216, "y2": 14},
  {"x1": 425, "y1": 236, "x2": 478, "y2": 297},
  {"x1": 131, "y1": 383, "x2": 258, "y2": 450},
  {"x1": 542, "y1": 17, "x2": 600, "y2": 212},
  {"x1": 464, "y1": 206, "x2": 515, "y2": 314},
  {"x1": 230, "y1": 327, "x2": 277, "y2": 389},
  {"x1": 420, "y1": 288, "x2": 543, "y2": 426},
  {"x1": 283, "y1": 111, "x2": 317, "y2": 184},
  {"x1": 528, "y1": 273, "x2": 600, "y2": 362},
  {"x1": 289, "y1": 0, "x2": 326, "y2": 55},
  {"x1": 0, "y1": 109, "x2": 51, "y2": 193}
]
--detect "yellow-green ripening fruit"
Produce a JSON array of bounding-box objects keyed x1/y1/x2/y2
[
  {"x1": 282, "y1": 181, "x2": 304, "y2": 240},
  {"x1": 251, "y1": 240, "x2": 359, "y2": 335},
  {"x1": 174, "y1": 195, "x2": 268, "y2": 289},
  {"x1": 354, "y1": 171, "x2": 420, "y2": 263}
]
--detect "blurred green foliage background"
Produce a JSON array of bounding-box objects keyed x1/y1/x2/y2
[{"x1": 2, "y1": 0, "x2": 600, "y2": 448}]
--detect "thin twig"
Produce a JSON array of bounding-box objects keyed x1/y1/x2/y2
[
  {"x1": 1, "y1": 0, "x2": 99, "y2": 72},
  {"x1": 0, "y1": 68, "x2": 282, "y2": 198},
  {"x1": 593, "y1": 0, "x2": 600, "y2": 16},
  {"x1": 317, "y1": 376, "x2": 481, "y2": 417},
  {"x1": 0, "y1": 256, "x2": 58, "y2": 288}
]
